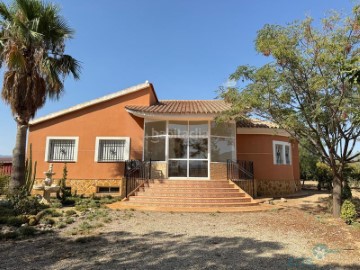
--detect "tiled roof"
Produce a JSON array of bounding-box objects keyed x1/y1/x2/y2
[
  {"x1": 126, "y1": 100, "x2": 278, "y2": 128},
  {"x1": 0, "y1": 157, "x2": 12, "y2": 163},
  {"x1": 126, "y1": 100, "x2": 231, "y2": 114},
  {"x1": 237, "y1": 118, "x2": 279, "y2": 129}
]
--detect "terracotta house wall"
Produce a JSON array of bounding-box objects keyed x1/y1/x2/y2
[
  {"x1": 236, "y1": 133, "x2": 300, "y2": 196},
  {"x1": 28, "y1": 86, "x2": 156, "y2": 182}
]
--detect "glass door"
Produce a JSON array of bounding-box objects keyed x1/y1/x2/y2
[{"x1": 168, "y1": 121, "x2": 209, "y2": 178}]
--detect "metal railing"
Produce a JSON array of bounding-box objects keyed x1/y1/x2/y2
[
  {"x1": 227, "y1": 159, "x2": 255, "y2": 197},
  {"x1": 124, "y1": 159, "x2": 152, "y2": 198}
]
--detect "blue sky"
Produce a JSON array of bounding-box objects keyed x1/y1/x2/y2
[{"x1": 0, "y1": 0, "x2": 355, "y2": 155}]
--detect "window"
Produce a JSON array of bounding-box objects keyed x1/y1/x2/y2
[
  {"x1": 95, "y1": 137, "x2": 130, "y2": 162},
  {"x1": 97, "y1": 187, "x2": 120, "y2": 193},
  {"x1": 210, "y1": 121, "x2": 236, "y2": 162},
  {"x1": 273, "y1": 141, "x2": 291, "y2": 165},
  {"x1": 45, "y1": 137, "x2": 79, "y2": 162},
  {"x1": 144, "y1": 121, "x2": 166, "y2": 161}
]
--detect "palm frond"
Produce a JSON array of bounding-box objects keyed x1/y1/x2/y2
[
  {"x1": 0, "y1": 2, "x2": 12, "y2": 21},
  {"x1": 14, "y1": 0, "x2": 42, "y2": 22},
  {"x1": 58, "y1": 54, "x2": 81, "y2": 80},
  {"x1": 5, "y1": 43, "x2": 26, "y2": 70},
  {"x1": 40, "y1": 57, "x2": 64, "y2": 98}
]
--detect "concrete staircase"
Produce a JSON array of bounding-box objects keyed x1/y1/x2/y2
[{"x1": 114, "y1": 180, "x2": 260, "y2": 211}]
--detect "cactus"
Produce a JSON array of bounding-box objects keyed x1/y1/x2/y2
[
  {"x1": 58, "y1": 163, "x2": 71, "y2": 202},
  {"x1": 24, "y1": 144, "x2": 37, "y2": 196}
]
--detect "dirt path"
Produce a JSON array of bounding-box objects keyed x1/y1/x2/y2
[{"x1": 0, "y1": 191, "x2": 359, "y2": 270}]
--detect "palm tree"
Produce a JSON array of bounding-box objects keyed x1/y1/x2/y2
[{"x1": 0, "y1": 0, "x2": 81, "y2": 193}]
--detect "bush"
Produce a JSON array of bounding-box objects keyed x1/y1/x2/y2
[
  {"x1": 41, "y1": 217, "x2": 55, "y2": 225},
  {"x1": 6, "y1": 216, "x2": 27, "y2": 227},
  {"x1": 57, "y1": 222, "x2": 67, "y2": 229},
  {"x1": 75, "y1": 198, "x2": 100, "y2": 212},
  {"x1": 315, "y1": 162, "x2": 333, "y2": 190},
  {"x1": 18, "y1": 226, "x2": 36, "y2": 237},
  {"x1": 61, "y1": 198, "x2": 75, "y2": 206},
  {"x1": 65, "y1": 209, "x2": 77, "y2": 216},
  {"x1": 8, "y1": 193, "x2": 44, "y2": 215},
  {"x1": 341, "y1": 200, "x2": 357, "y2": 224},
  {"x1": 0, "y1": 231, "x2": 19, "y2": 240},
  {"x1": 0, "y1": 174, "x2": 10, "y2": 195},
  {"x1": 342, "y1": 181, "x2": 352, "y2": 201},
  {"x1": 42, "y1": 208, "x2": 62, "y2": 217},
  {"x1": 65, "y1": 217, "x2": 75, "y2": 224}
]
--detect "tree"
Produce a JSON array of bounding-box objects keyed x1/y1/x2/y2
[
  {"x1": 0, "y1": 0, "x2": 80, "y2": 193},
  {"x1": 219, "y1": 7, "x2": 360, "y2": 217}
]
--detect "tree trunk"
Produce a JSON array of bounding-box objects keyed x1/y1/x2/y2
[
  {"x1": 9, "y1": 123, "x2": 28, "y2": 194},
  {"x1": 332, "y1": 175, "x2": 342, "y2": 217}
]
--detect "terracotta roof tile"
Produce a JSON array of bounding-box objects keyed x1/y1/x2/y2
[
  {"x1": 236, "y1": 118, "x2": 279, "y2": 129},
  {"x1": 0, "y1": 157, "x2": 12, "y2": 163},
  {"x1": 126, "y1": 100, "x2": 231, "y2": 114}
]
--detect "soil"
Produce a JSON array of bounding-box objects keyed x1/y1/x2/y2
[{"x1": 0, "y1": 183, "x2": 359, "y2": 270}]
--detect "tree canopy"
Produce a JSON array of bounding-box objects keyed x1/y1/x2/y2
[
  {"x1": 0, "y1": 0, "x2": 80, "y2": 191},
  {"x1": 219, "y1": 6, "x2": 360, "y2": 217}
]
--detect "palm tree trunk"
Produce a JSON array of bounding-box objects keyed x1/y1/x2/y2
[
  {"x1": 332, "y1": 175, "x2": 342, "y2": 217},
  {"x1": 9, "y1": 123, "x2": 28, "y2": 194}
]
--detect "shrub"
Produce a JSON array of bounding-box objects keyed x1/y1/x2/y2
[
  {"x1": 0, "y1": 231, "x2": 19, "y2": 240},
  {"x1": 78, "y1": 221, "x2": 94, "y2": 233},
  {"x1": 41, "y1": 217, "x2": 55, "y2": 225},
  {"x1": 65, "y1": 209, "x2": 77, "y2": 216},
  {"x1": 0, "y1": 174, "x2": 10, "y2": 195},
  {"x1": 0, "y1": 203, "x2": 15, "y2": 217},
  {"x1": 342, "y1": 181, "x2": 352, "y2": 201},
  {"x1": 75, "y1": 198, "x2": 100, "y2": 212},
  {"x1": 57, "y1": 222, "x2": 67, "y2": 229},
  {"x1": 18, "y1": 226, "x2": 36, "y2": 237},
  {"x1": 315, "y1": 162, "x2": 333, "y2": 190},
  {"x1": 341, "y1": 200, "x2": 357, "y2": 224},
  {"x1": 65, "y1": 217, "x2": 75, "y2": 224},
  {"x1": 7, "y1": 216, "x2": 27, "y2": 227},
  {"x1": 42, "y1": 208, "x2": 62, "y2": 217},
  {"x1": 8, "y1": 193, "x2": 44, "y2": 215},
  {"x1": 61, "y1": 198, "x2": 75, "y2": 206}
]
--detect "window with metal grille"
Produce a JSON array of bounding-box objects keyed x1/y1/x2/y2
[
  {"x1": 48, "y1": 139, "x2": 77, "y2": 162},
  {"x1": 95, "y1": 137, "x2": 130, "y2": 162}
]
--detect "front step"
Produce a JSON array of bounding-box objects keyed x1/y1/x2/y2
[
  {"x1": 129, "y1": 196, "x2": 251, "y2": 203},
  {"x1": 119, "y1": 179, "x2": 260, "y2": 210},
  {"x1": 124, "y1": 201, "x2": 259, "y2": 208},
  {"x1": 137, "y1": 191, "x2": 245, "y2": 198},
  {"x1": 150, "y1": 184, "x2": 234, "y2": 189}
]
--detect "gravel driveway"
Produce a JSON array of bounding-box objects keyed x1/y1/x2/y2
[{"x1": 0, "y1": 193, "x2": 359, "y2": 270}]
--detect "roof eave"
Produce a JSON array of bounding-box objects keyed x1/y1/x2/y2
[{"x1": 126, "y1": 109, "x2": 219, "y2": 120}]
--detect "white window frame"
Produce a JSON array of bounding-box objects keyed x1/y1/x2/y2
[
  {"x1": 272, "y1": 140, "x2": 291, "y2": 165},
  {"x1": 94, "y1": 137, "x2": 130, "y2": 162},
  {"x1": 45, "y1": 136, "x2": 79, "y2": 162}
]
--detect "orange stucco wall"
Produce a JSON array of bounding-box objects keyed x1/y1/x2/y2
[
  {"x1": 28, "y1": 86, "x2": 156, "y2": 180},
  {"x1": 236, "y1": 134, "x2": 300, "y2": 181}
]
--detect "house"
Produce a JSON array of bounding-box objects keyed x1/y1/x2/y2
[
  {"x1": 0, "y1": 156, "x2": 12, "y2": 175},
  {"x1": 28, "y1": 81, "x2": 300, "y2": 203}
]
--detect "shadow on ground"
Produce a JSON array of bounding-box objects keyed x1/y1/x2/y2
[{"x1": 0, "y1": 230, "x2": 358, "y2": 270}]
